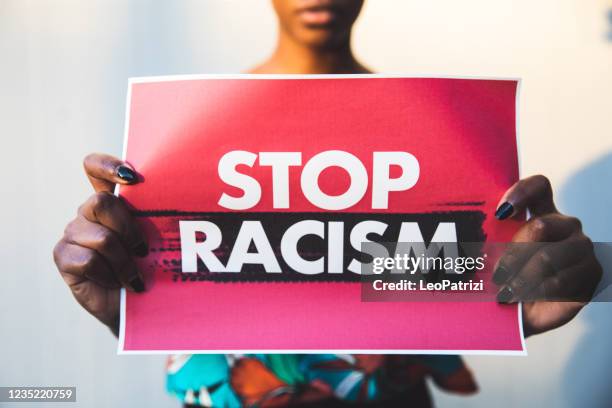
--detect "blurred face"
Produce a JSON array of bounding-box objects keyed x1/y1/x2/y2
[{"x1": 272, "y1": 0, "x2": 365, "y2": 49}]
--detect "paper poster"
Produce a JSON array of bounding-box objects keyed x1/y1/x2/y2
[{"x1": 117, "y1": 75, "x2": 525, "y2": 354}]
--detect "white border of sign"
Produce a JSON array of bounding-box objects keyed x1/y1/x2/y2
[{"x1": 116, "y1": 74, "x2": 526, "y2": 356}]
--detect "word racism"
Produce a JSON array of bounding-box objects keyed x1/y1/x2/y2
[{"x1": 179, "y1": 151, "x2": 483, "y2": 277}]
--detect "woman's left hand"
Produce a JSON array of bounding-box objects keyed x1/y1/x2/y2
[{"x1": 493, "y1": 175, "x2": 602, "y2": 337}]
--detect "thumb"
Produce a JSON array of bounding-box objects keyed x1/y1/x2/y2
[
  {"x1": 83, "y1": 153, "x2": 139, "y2": 193},
  {"x1": 495, "y1": 175, "x2": 557, "y2": 220}
]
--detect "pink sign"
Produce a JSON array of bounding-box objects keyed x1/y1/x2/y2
[{"x1": 117, "y1": 75, "x2": 525, "y2": 354}]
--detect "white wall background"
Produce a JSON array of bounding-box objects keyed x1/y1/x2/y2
[{"x1": 1, "y1": 0, "x2": 611, "y2": 407}]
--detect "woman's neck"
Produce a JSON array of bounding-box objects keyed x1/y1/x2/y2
[{"x1": 250, "y1": 32, "x2": 370, "y2": 75}]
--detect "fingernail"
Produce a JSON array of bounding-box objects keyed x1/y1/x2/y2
[
  {"x1": 133, "y1": 241, "x2": 149, "y2": 257},
  {"x1": 129, "y1": 276, "x2": 145, "y2": 293},
  {"x1": 495, "y1": 202, "x2": 514, "y2": 220},
  {"x1": 116, "y1": 165, "x2": 137, "y2": 183},
  {"x1": 493, "y1": 266, "x2": 512, "y2": 285},
  {"x1": 496, "y1": 286, "x2": 513, "y2": 303}
]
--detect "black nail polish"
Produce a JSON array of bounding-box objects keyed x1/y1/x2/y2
[
  {"x1": 496, "y1": 286, "x2": 513, "y2": 303},
  {"x1": 117, "y1": 165, "x2": 136, "y2": 183},
  {"x1": 133, "y1": 241, "x2": 149, "y2": 257},
  {"x1": 129, "y1": 276, "x2": 145, "y2": 293},
  {"x1": 495, "y1": 202, "x2": 514, "y2": 220},
  {"x1": 493, "y1": 266, "x2": 512, "y2": 285}
]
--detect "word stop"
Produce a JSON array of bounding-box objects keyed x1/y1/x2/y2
[{"x1": 217, "y1": 150, "x2": 420, "y2": 210}]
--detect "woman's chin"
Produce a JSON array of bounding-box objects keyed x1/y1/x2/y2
[{"x1": 296, "y1": 26, "x2": 350, "y2": 49}]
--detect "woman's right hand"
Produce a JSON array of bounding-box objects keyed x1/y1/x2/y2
[{"x1": 53, "y1": 153, "x2": 148, "y2": 335}]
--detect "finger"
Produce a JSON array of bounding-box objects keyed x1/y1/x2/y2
[
  {"x1": 522, "y1": 301, "x2": 585, "y2": 336},
  {"x1": 497, "y1": 235, "x2": 593, "y2": 303},
  {"x1": 528, "y1": 256, "x2": 602, "y2": 302},
  {"x1": 493, "y1": 241, "x2": 545, "y2": 285},
  {"x1": 54, "y1": 240, "x2": 120, "y2": 289},
  {"x1": 495, "y1": 175, "x2": 556, "y2": 220},
  {"x1": 493, "y1": 214, "x2": 582, "y2": 284},
  {"x1": 64, "y1": 216, "x2": 145, "y2": 285},
  {"x1": 83, "y1": 153, "x2": 139, "y2": 193},
  {"x1": 55, "y1": 237, "x2": 144, "y2": 292},
  {"x1": 512, "y1": 213, "x2": 582, "y2": 243},
  {"x1": 78, "y1": 192, "x2": 148, "y2": 256},
  {"x1": 540, "y1": 253, "x2": 602, "y2": 302}
]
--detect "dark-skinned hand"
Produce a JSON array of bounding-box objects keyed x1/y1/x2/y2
[
  {"x1": 494, "y1": 175, "x2": 602, "y2": 337},
  {"x1": 53, "y1": 153, "x2": 146, "y2": 335}
]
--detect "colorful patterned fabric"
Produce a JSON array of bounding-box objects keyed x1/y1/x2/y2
[{"x1": 167, "y1": 354, "x2": 477, "y2": 407}]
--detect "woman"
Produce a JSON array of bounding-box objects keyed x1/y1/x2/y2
[{"x1": 53, "y1": 0, "x2": 602, "y2": 406}]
